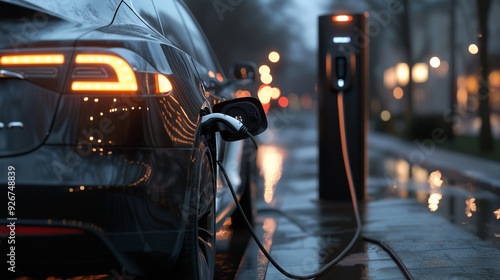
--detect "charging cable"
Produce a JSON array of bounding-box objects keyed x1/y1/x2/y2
[{"x1": 214, "y1": 92, "x2": 412, "y2": 279}]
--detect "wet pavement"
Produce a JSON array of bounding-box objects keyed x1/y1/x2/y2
[{"x1": 222, "y1": 108, "x2": 500, "y2": 279}]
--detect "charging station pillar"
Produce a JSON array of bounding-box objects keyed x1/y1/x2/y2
[{"x1": 318, "y1": 14, "x2": 368, "y2": 201}]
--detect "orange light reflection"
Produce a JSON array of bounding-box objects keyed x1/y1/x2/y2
[
  {"x1": 428, "y1": 170, "x2": 443, "y2": 189},
  {"x1": 257, "y1": 146, "x2": 286, "y2": 204},
  {"x1": 427, "y1": 170, "x2": 443, "y2": 212},
  {"x1": 428, "y1": 193, "x2": 442, "y2": 212},
  {"x1": 216, "y1": 217, "x2": 232, "y2": 242},
  {"x1": 465, "y1": 198, "x2": 477, "y2": 218},
  {"x1": 257, "y1": 218, "x2": 277, "y2": 270},
  {"x1": 494, "y1": 209, "x2": 500, "y2": 219},
  {"x1": 216, "y1": 73, "x2": 224, "y2": 82}
]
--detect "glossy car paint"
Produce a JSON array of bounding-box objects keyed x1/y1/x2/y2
[{"x1": 0, "y1": 0, "x2": 250, "y2": 277}]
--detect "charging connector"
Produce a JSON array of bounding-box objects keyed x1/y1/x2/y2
[{"x1": 202, "y1": 112, "x2": 258, "y2": 149}]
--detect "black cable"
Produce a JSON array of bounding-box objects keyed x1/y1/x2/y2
[
  {"x1": 218, "y1": 158, "x2": 361, "y2": 279},
  {"x1": 244, "y1": 130, "x2": 258, "y2": 150},
  {"x1": 257, "y1": 207, "x2": 413, "y2": 280},
  {"x1": 257, "y1": 207, "x2": 414, "y2": 280},
  {"x1": 216, "y1": 91, "x2": 413, "y2": 279},
  {"x1": 362, "y1": 237, "x2": 414, "y2": 280}
]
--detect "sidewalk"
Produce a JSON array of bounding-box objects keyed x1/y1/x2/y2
[
  {"x1": 234, "y1": 110, "x2": 500, "y2": 279},
  {"x1": 369, "y1": 132, "x2": 500, "y2": 193}
]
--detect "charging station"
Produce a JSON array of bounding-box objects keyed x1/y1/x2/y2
[{"x1": 318, "y1": 14, "x2": 368, "y2": 201}]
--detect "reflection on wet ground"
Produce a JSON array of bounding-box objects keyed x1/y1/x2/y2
[
  {"x1": 369, "y1": 149, "x2": 500, "y2": 249},
  {"x1": 257, "y1": 146, "x2": 286, "y2": 206},
  {"x1": 215, "y1": 217, "x2": 251, "y2": 280}
]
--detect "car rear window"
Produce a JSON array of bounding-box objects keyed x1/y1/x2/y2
[{"x1": 3, "y1": 0, "x2": 121, "y2": 25}]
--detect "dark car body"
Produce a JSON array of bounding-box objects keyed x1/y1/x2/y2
[{"x1": 0, "y1": 0, "x2": 259, "y2": 278}]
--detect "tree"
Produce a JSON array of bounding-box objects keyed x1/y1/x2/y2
[{"x1": 477, "y1": 0, "x2": 494, "y2": 151}]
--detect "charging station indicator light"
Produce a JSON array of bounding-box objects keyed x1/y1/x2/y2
[
  {"x1": 333, "y1": 37, "x2": 351, "y2": 43},
  {"x1": 338, "y1": 79, "x2": 345, "y2": 87},
  {"x1": 332, "y1": 15, "x2": 352, "y2": 22}
]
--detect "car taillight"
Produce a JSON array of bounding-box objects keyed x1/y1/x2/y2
[
  {"x1": 0, "y1": 49, "x2": 173, "y2": 95},
  {"x1": 0, "y1": 51, "x2": 71, "y2": 92},
  {"x1": 156, "y1": 73, "x2": 173, "y2": 94},
  {"x1": 71, "y1": 54, "x2": 138, "y2": 93},
  {"x1": 0, "y1": 54, "x2": 65, "y2": 65},
  {"x1": 69, "y1": 52, "x2": 173, "y2": 95}
]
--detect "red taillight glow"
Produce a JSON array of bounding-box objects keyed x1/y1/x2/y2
[
  {"x1": 0, "y1": 226, "x2": 85, "y2": 235},
  {"x1": 0, "y1": 54, "x2": 64, "y2": 65},
  {"x1": 333, "y1": 15, "x2": 352, "y2": 22},
  {"x1": 71, "y1": 54, "x2": 138, "y2": 93}
]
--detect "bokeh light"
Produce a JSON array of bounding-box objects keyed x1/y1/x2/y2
[
  {"x1": 393, "y1": 87, "x2": 404, "y2": 100},
  {"x1": 466, "y1": 75, "x2": 479, "y2": 93},
  {"x1": 261, "y1": 73, "x2": 273, "y2": 84},
  {"x1": 468, "y1": 44, "x2": 478, "y2": 55},
  {"x1": 258, "y1": 86, "x2": 272, "y2": 104},
  {"x1": 412, "y1": 63, "x2": 428, "y2": 83},
  {"x1": 429, "y1": 56, "x2": 440, "y2": 68},
  {"x1": 380, "y1": 110, "x2": 391, "y2": 121},
  {"x1": 301, "y1": 93, "x2": 313, "y2": 109},
  {"x1": 288, "y1": 93, "x2": 300, "y2": 111},
  {"x1": 268, "y1": 51, "x2": 280, "y2": 63},
  {"x1": 278, "y1": 96, "x2": 289, "y2": 108},
  {"x1": 396, "y1": 63, "x2": 409, "y2": 86},
  {"x1": 259, "y1": 65, "x2": 271, "y2": 75},
  {"x1": 271, "y1": 87, "x2": 281, "y2": 99}
]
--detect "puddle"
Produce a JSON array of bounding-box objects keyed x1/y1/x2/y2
[{"x1": 369, "y1": 150, "x2": 500, "y2": 249}]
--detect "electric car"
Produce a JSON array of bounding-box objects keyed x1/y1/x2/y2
[{"x1": 0, "y1": 0, "x2": 266, "y2": 279}]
